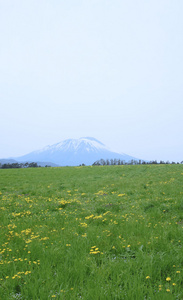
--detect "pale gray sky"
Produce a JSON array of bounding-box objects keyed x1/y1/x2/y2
[{"x1": 0, "y1": 0, "x2": 183, "y2": 162}]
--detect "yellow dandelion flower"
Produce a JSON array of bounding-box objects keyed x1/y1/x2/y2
[
  {"x1": 166, "y1": 277, "x2": 171, "y2": 281},
  {"x1": 146, "y1": 276, "x2": 150, "y2": 279}
]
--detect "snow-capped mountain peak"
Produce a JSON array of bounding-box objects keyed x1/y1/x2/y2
[
  {"x1": 37, "y1": 137, "x2": 108, "y2": 153},
  {"x1": 15, "y1": 137, "x2": 138, "y2": 166}
]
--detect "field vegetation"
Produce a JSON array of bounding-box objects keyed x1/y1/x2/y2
[{"x1": 0, "y1": 165, "x2": 182, "y2": 299}]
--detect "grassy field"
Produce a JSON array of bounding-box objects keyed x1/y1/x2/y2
[{"x1": 0, "y1": 165, "x2": 183, "y2": 299}]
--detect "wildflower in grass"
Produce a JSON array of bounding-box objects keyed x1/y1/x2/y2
[
  {"x1": 85, "y1": 214, "x2": 94, "y2": 219},
  {"x1": 90, "y1": 246, "x2": 100, "y2": 254},
  {"x1": 80, "y1": 222, "x2": 88, "y2": 228},
  {"x1": 166, "y1": 277, "x2": 171, "y2": 281},
  {"x1": 127, "y1": 245, "x2": 130, "y2": 248},
  {"x1": 166, "y1": 289, "x2": 170, "y2": 292},
  {"x1": 51, "y1": 296, "x2": 56, "y2": 298},
  {"x1": 93, "y1": 215, "x2": 103, "y2": 219},
  {"x1": 176, "y1": 271, "x2": 180, "y2": 273},
  {"x1": 172, "y1": 283, "x2": 176, "y2": 286},
  {"x1": 146, "y1": 276, "x2": 150, "y2": 279}
]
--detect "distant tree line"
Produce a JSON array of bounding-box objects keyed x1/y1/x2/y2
[
  {"x1": 1, "y1": 160, "x2": 182, "y2": 169},
  {"x1": 92, "y1": 159, "x2": 183, "y2": 166},
  {"x1": 0, "y1": 162, "x2": 41, "y2": 169}
]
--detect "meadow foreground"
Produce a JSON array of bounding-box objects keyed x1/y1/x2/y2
[{"x1": 0, "y1": 165, "x2": 182, "y2": 299}]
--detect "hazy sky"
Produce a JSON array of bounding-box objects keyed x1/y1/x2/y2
[{"x1": 0, "y1": 0, "x2": 183, "y2": 162}]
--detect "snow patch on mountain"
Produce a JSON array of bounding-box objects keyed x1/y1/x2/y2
[{"x1": 35, "y1": 137, "x2": 108, "y2": 154}]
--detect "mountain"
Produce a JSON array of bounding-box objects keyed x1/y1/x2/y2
[
  {"x1": 0, "y1": 159, "x2": 17, "y2": 165},
  {"x1": 14, "y1": 137, "x2": 139, "y2": 166}
]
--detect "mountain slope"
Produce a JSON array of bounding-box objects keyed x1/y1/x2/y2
[{"x1": 15, "y1": 137, "x2": 139, "y2": 166}]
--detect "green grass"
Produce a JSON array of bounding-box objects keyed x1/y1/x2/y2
[{"x1": 0, "y1": 165, "x2": 183, "y2": 299}]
